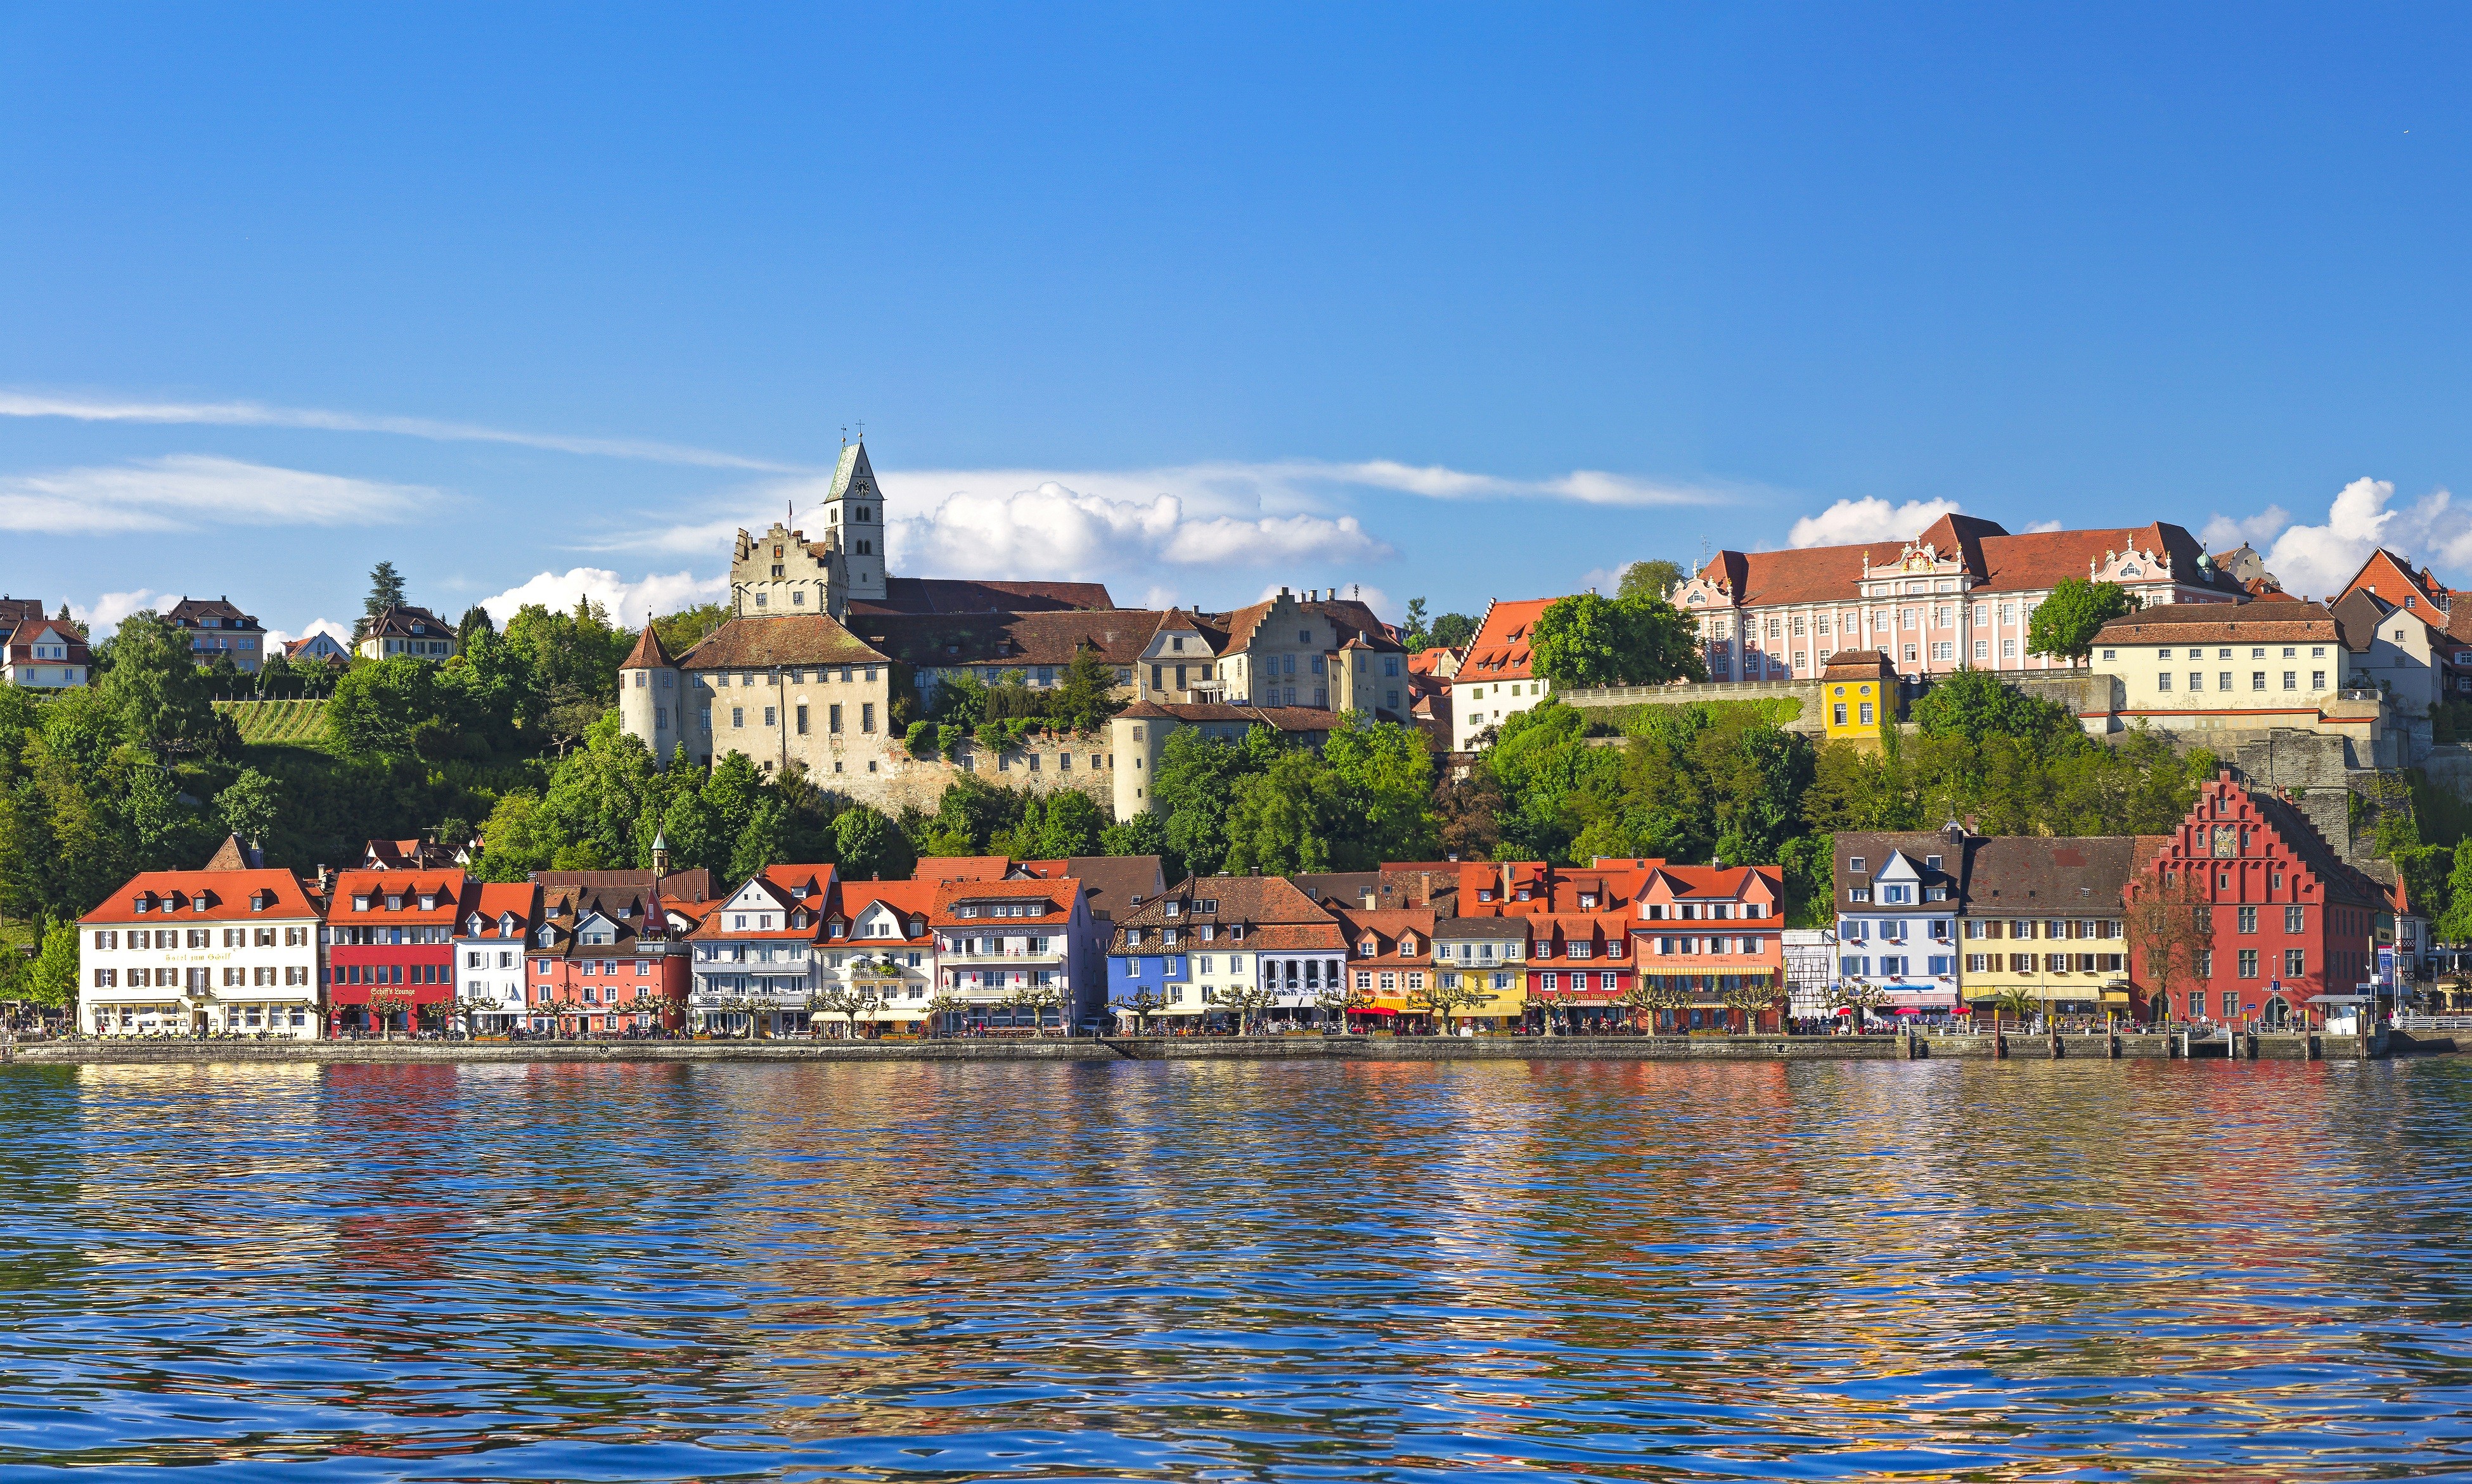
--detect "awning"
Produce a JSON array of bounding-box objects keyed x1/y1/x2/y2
[
  {"x1": 1883, "y1": 989, "x2": 1959, "y2": 1009},
  {"x1": 2097, "y1": 990, "x2": 2132, "y2": 1005},
  {"x1": 1351, "y1": 1005, "x2": 1400, "y2": 1016}
]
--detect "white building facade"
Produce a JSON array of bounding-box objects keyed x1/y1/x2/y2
[{"x1": 78, "y1": 869, "x2": 323, "y2": 1037}]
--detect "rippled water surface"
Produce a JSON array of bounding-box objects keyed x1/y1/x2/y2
[{"x1": 3, "y1": 1057, "x2": 2471, "y2": 1481}]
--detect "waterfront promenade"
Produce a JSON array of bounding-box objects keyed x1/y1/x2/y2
[{"x1": 4, "y1": 1028, "x2": 2408, "y2": 1065}]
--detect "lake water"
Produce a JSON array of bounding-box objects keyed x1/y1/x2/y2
[{"x1": 2, "y1": 1056, "x2": 2469, "y2": 1481}]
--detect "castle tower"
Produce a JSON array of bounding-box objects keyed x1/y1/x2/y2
[
  {"x1": 619, "y1": 619, "x2": 688, "y2": 769},
  {"x1": 824, "y1": 438, "x2": 887, "y2": 605}
]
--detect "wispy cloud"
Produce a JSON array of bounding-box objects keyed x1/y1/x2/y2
[
  {"x1": 1786, "y1": 497, "x2": 1965, "y2": 549},
  {"x1": 0, "y1": 455, "x2": 432, "y2": 534},
  {"x1": 0, "y1": 391, "x2": 808, "y2": 473}
]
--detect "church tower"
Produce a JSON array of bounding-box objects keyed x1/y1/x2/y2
[{"x1": 824, "y1": 438, "x2": 887, "y2": 605}]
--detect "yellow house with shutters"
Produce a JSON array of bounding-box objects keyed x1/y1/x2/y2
[{"x1": 1820, "y1": 649, "x2": 1896, "y2": 747}]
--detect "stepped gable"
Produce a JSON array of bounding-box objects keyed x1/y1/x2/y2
[
  {"x1": 678, "y1": 614, "x2": 885, "y2": 670},
  {"x1": 2240, "y1": 783, "x2": 2382, "y2": 905},
  {"x1": 847, "y1": 578, "x2": 1116, "y2": 617},
  {"x1": 1222, "y1": 592, "x2": 1389, "y2": 653}
]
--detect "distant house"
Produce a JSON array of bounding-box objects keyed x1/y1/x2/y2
[
  {"x1": 357, "y1": 605, "x2": 458, "y2": 663},
  {"x1": 1, "y1": 601, "x2": 92, "y2": 689},
  {"x1": 284, "y1": 632, "x2": 351, "y2": 667},
  {"x1": 166, "y1": 596, "x2": 269, "y2": 674}
]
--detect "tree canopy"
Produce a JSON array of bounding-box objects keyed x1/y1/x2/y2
[
  {"x1": 1527, "y1": 592, "x2": 1708, "y2": 689},
  {"x1": 1616, "y1": 560, "x2": 1688, "y2": 602},
  {"x1": 2027, "y1": 579, "x2": 2139, "y2": 665}
]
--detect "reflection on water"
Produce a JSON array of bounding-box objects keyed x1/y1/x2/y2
[{"x1": 1, "y1": 1057, "x2": 2469, "y2": 1479}]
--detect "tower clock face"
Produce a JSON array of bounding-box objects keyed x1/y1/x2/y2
[{"x1": 2211, "y1": 825, "x2": 2239, "y2": 858}]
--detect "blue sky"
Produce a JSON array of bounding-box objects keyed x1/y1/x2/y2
[{"x1": 5, "y1": 4, "x2": 2471, "y2": 643}]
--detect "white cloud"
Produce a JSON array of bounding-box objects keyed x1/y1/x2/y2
[
  {"x1": 884, "y1": 481, "x2": 1393, "y2": 584},
  {"x1": 70, "y1": 589, "x2": 168, "y2": 628},
  {"x1": 266, "y1": 618, "x2": 354, "y2": 650},
  {"x1": 0, "y1": 390, "x2": 803, "y2": 473},
  {"x1": 0, "y1": 455, "x2": 432, "y2": 534},
  {"x1": 2198, "y1": 506, "x2": 2294, "y2": 553},
  {"x1": 477, "y1": 568, "x2": 727, "y2": 627},
  {"x1": 1785, "y1": 497, "x2": 1966, "y2": 549},
  {"x1": 2226, "y1": 478, "x2": 2472, "y2": 601},
  {"x1": 2023, "y1": 518, "x2": 2064, "y2": 534}
]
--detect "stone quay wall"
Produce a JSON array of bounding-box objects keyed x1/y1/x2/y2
[{"x1": 2, "y1": 1032, "x2": 2396, "y2": 1068}]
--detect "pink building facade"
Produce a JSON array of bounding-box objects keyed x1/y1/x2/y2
[{"x1": 1670, "y1": 515, "x2": 2254, "y2": 684}]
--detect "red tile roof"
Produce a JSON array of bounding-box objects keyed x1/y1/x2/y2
[
  {"x1": 80, "y1": 869, "x2": 319, "y2": 924},
  {"x1": 1452, "y1": 598, "x2": 1564, "y2": 682},
  {"x1": 930, "y1": 877, "x2": 1081, "y2": 926},
  {"x1": 330, "y1": 870, "x2": 470, "y2": 923}
]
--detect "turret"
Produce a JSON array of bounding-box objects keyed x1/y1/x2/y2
[{"x1": 619, "y1": 618, "x2": 684, "y2": 769}]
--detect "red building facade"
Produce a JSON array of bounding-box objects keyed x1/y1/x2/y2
[
  {"x1": 326, "y1": 869, "x2": 465, "y2": 1034},
  {"x1": 2125, "y1": 774, "x2": 2381, "y2": 1026}
]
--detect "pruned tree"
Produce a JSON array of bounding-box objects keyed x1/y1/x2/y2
[
  {"x1": 1718, "y1": 973, "x2": 1783, "y2": 1033},
  {"x1": 1421, "y1": 976, "x2": 1492, "y2": 1034},
  {"x1": 2125, "y1": 866, "x2": 2215, "y2": 1025}
]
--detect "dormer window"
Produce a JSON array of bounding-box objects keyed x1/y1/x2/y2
[
  {"x1": 418, "y1": 894, "x2": 436, "y2": 911},
  {"x1": 1848, "y1": 857, "x2": 1867, "y2": 874},
  {"x1": 1516, "y1": 888, "x2": 1532, "y2": 901},
  {"x1": 1358, "y1": 938, "x2": 1375, "y2": 957},
  {"x1": 385, "y1": 895, "x2": 404, "y2": 911},
  {"x1": 1164, "y1": 900, "x2": 1181, "y2": 918},
  {"x1": 1578, "y1": 893, "x2": 1598, "y2": 909},
  {"x1": 1400, "y1": 935, "x2": 1417, "y2": 955},
  {"x1": 1478, "y1": 888, "x2": 1495, "y2": 903},
  {"x1": 353, "y1": 895, "x2": 371, "y2": 912},
  {"x1": 134, "y1": 895, "x2": 153, "y2": 914}
]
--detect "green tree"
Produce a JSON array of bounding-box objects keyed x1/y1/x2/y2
[
  {"x1": 1401, "y1": 598, "x2": 1431, "y2": 650},
  {"x1": 1527, "y1": 592, "x2": 1707, "y2": 689},
  {"x1": 1616, "y1": 560, "x2": 1687, "y2": 603},
  {"x1": 1223, "y1": 746, "x2": 1342, "y2": 874},
  {"x1": 1153, "y1": 726, "x2": 1267, "y2": 880},
  {"x1": 834, "y1": 805, "x2": 916, "y2": 881},
  {"x1": 1321, "y1": 717, "x2": 1438, "y2": 867},
  {"x1": 100, "y1": 611, "x2": 228, "y2": 758},
  {"x1": 1029, "y1": 790, "x2": 1106, "y2": 858},
  {"x1": 2436, "y1": 844, "x2": 2472, "y2": 943},
  {"x1": 2026, "y1": 579, "x2": 2139, "y2": 666},
  {"x1": 1099, "y1": 807, "x2": 1180, "y2": 882},
  {"x1": 660, "y1": 785, "x2": 727, "y2": 880},
  {"x1": 23, "y1": 918, "x2": 79, "y2": 1007},
  {"x1": 1912, "y1": 669, "x2": 2072, "y2": 741},
  {"x1": 456, "y1": 604, "x2": 496, "y2": 649},
  {"x1": 325, "y1": 656, "x2": 447, "y2": 757},
  {"x1": 731, "y1": 798, "x2": 791, "y2": 880},
  {"x1": 366, "y1": 561, "x2": 408, "y2": 617},
  {"x1": 213, "y1": 768, "x2": 283, "y2": 843},
  {"x1": 1049, "y1": 643, "x2": 1126, "y2": 734},
  {"x1": 1428, "y1": 612, "x2": 1478, "y2": 653}
]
